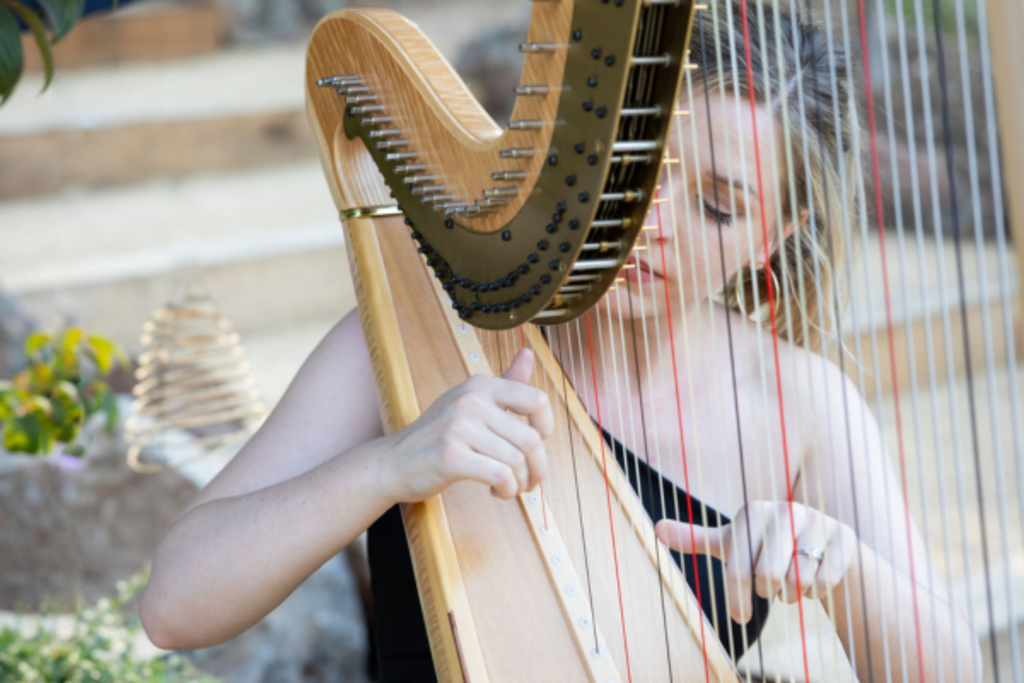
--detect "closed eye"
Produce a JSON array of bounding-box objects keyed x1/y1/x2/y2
[{"x1": 701, "y1": 197, "x2": 733, "y2": 226}]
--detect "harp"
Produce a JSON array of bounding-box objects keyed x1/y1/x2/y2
[{"x1": 305, "y1": 0, "x2": 1024, "y2": 679}]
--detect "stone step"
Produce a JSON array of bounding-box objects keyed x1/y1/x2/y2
[
  {"x1": 0, "y1": 161, "x2": 354, "y2": 351},
  {"x1": 21, "y1": 1, "x2": 226, "y2": 73},
  {"x1": 837, "y1": 232, "x2": 1021, "y2": 399},
  {"x1": 0, "y1": 41, "x2": 315, "y2": 199},
  {"x1": 0, "y1": 1, "x2": 531, "y2": 200}
]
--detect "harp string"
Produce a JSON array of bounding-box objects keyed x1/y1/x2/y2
[
  {"x1": 976, "y1": 0, "x2": 1024, "y2": 672},
  {"x1": 593, "y1": 290, "x2": 674, "y2": 682},
  {"x1": 661, "y1": 123, "x2": 743, "y2": 669},
  {"x1": 787, "y1": 0, "x2": 855, "y2": 669},
  {"x1": 623, "y1": 233, "x2": 699, "y2": 678},
  {"x1": 694, "y1": 5, "x2": 801, "y2": 679},
  {"x1": 850, "y1": 0, "x2": 933, "y2": 675},
  {"x1": 951, "y1": 0, "x2": 1023, "y2": 674},
  {"x1": 774, "y1": 0, "x2": 849, "y2": 677},
  {"x1": 641, "y1": 191, "x2": 719, "y2": 680},
  {"x1": 681, "y1": 22, "x2": 775, "y2": 676},
  {"x1": 759, "y1": 0, "x2": 845, "y2": 675},
  {"x1": 551, "y1": 323, "x2": 604, "y2": 655},
  {"x1": 883, "y1": 0, "x2": 966, "y2": 675},
  {"x1": 781, "y1": 0, "x2": 914, "y2": 677},
  {"x1": 572, "y1": 316, "x2": 636, "y2": 671},
  {"x1": 617, "y1": 167, "x2": 704, "y2": 677},
  {"x1": 664, "y1": 144, "x2": 756, "y2": 675},
  {"x1": 738, "y1": 0, "x2": 825, "y2": 677},
  {"x1": 827, "y1": 0, "x2": 893, "y2": 673},
  {"x1": 928, "y1": 0, "x2": 1003, "y2": 673},
  {"x1": 975, "y1": 0, "x2": 1024, "y2": 578},
  {"x1": 673, "y1": 30, "x2": 765, "y2": 673},
  {"x1": 712, "y1": 4, "x2": 816, "y2": 675},
  {"x1": 911, "y1": 0, "x2": 983, "y2": 668},
  {"x1": 582, "y1": 313, "x2": 635, "y2": 678}
]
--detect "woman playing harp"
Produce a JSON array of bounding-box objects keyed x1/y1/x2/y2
[{"x1": 140, "y1": 1, "x2": 981, "y2": 680}]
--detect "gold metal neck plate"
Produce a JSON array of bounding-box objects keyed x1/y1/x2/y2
[{"x1": 340, "y1": 205, "x2": 403, "y2": 221}]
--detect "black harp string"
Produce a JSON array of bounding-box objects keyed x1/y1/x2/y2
[
  {"x1": 729, "y1": 1, "x2": 819, "y2": 673},
  {"x1": 975, "y1": 0, "x2": 1024, "y2": 578},
  {"x1": 858, "y1": 0, "x2": 930, "y2": 670},
  {"x1": 552, "y1": 325, "x2": 606, "y2": 655},
  {"x1": 778, "y1": 0, "x2": 856, "y2": 676},
  {"x1": 571, "y1": 317, "x2": 633, "y2": 670},
  {"x1": 552, "y1": 324, "x2": 602, "y2": 655},
  {"x1": 792, "y1": 0, "x2": 878, "y2": 675},
  {"x1": 679, "y1": 7, "x2": 753, "y2": 668},
  {"x1": 976, "y1": 0, "x2": 1024, "y2": 672},
  {"x1": 806, "y1": 0, "x2": 913, "y2": 675},
  {"x1": 684, "y1": 15, "x2": 760, "y2": 676},
  {"x1": 660, "y1": 106, "x2": 740, "y2": 670},
  {"x1": 930, "y1": 0, "x2": 1001, "y2": 676},
  {"x1": 885, "y1": 0, "x2": 966, "y2": 673},
  {"x1": 745, "y1": 1, "x2": 823, "y2": 679},
  {"x1": 693, "y1": 8, "x2": 768, "y2": 677},
  {"x1": 618, "y1": 271, "x2": 680, "y2": 680},
  {"x1": 591, "y1": 291, "x2": 676, "y2": 678},
  {"x1": 950, "y1": 0, "x2": 1024, "y2": 673},
  {"x1": 833, "y1": 0, "x2": 897, "y2": 673},
  {"x1": 909, "y1": 0, "x2": 982, "y2": 668},
  {"x1": 609, "y1": 273, "x2": 687, "y2": 677}
]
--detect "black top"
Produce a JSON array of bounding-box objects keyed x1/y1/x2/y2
[{"x1": 367, "y1": 433, "x2": 769, "y2": 682}]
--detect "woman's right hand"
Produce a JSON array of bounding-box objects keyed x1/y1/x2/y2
[{"x1": 377, "y1": 348, "x2": 554, "y2": 504}]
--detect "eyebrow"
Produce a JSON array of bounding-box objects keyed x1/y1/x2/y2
[{"x1": 702, "y1": 172, "x2": 758, "y2": 200}]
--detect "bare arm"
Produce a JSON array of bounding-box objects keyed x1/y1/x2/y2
[
  {"x1": 141, "y1": 311, "x2": 553, "y2": 650},
  {"x1": 802, "y1": 366, "x2": 981, "y2": 681},
  {"x1": 658, "y1": 362, "x2": 980, "y2": 680},
  {"x1": 141, "y1": 312, "x2": 390, "y2": 649}
]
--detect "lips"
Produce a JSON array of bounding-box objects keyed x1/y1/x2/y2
[{"x1": 624, "y1": 254, "x2": 658, "y2": 284}]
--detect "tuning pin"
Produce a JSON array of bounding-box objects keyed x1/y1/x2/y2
[{"x1": 515, "y1": 85, "x2": 551, "y2": 97}]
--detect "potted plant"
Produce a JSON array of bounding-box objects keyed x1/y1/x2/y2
[{"x1": 0, "y1": 327, "x2": 128, "y2": 472}]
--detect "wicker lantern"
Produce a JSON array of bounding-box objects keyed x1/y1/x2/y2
[{"x1": 125, "y1": 292, "x2": 266, "y2": 473}]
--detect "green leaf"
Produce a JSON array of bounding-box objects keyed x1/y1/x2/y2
[
  {"x1": 22, "y1": 394, "x2": 52, "y2": 416},
  {"x1": 5, "y1": 2, "x2": 52, "y2": 91},
  {"x1": 24, "y1": 331, "x2": 50, "y2": 357},
  {"x1": 53, "y1": 380, "x2": 81, "y2": 404},
  {"x1": 33, "y1": 0, "x2": 84, "y2": 42},
  {"x1": 4, "y1": 413, "x2": 42, "y2": 454},
  {"x1": 87, "y1": 334, "x2": 127, "y2": 375},
  {"x1": 0, "y1": 6, "x2": 23, "y2": 105},
  {"x1": 63, "y1": 442, "x2": 85, "y2": 457},
  {"x1": 62, "y1": 326, "x2": 83, "y2": 355},
  {"x1": 50, "y1": 391, "x2": 82, "y2": 441}
]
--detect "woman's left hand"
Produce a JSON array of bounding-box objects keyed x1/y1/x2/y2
[{"x1": 654, "y1": 500, "x2": 858, "y2": 624}]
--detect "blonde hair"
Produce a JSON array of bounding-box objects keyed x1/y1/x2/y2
[{"x1": 692, "y1": 0, "x2": 859, "y2": 350}]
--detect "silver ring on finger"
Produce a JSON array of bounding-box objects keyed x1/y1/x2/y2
[{"x1": 796, "y1": 546, "x2": 824, "y2": 563}]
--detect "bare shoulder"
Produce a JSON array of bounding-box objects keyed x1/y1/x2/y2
[
  {"x1": 186, "y1": 310, "x2": 384, "y2": 510},
  {"x1": 761, "y1": 337, "x2": 883, "y2": 472}
]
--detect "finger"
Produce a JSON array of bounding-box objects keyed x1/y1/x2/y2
[
  {"x1": 818, "y1": 535, "x2": 855, "y2": 594},
  {"x1": 753, "y1": 508, "x2": 799, "y2": 603},
  {"x1": 487, "y1": 368, "x2": 554, "y2": 440},
  {"x1": 464, "y1": 425, "x2": 529, "y2": 494},
  {"x1": 784, "y1": 553, "x2": 819, "y2": 604},
  {"x1": 789, "y1": 516, "x2": 827, "y2": 602},
  {"x1": 806, "y1": 549, "x2": 834, "y2": 600},
  {"x1": 482, "y1": 405, "x2": 548, "y2": 490},
  {"x1": 450, "y1": 448, "x2": 518, "y2": 500},
  {"x1": 655, "y1": 520, "x2": 727, "y2": 561},
  {"x1": 503, "y1": 348, "x2": 535, "y2": 385},
  {"x1": 723, "y1": 510, "x2": 760, "y2": 625}
]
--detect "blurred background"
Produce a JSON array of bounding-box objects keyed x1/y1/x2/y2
[{"x1": 0, "y1": 0, "x2": 1021, "y2": 681}]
